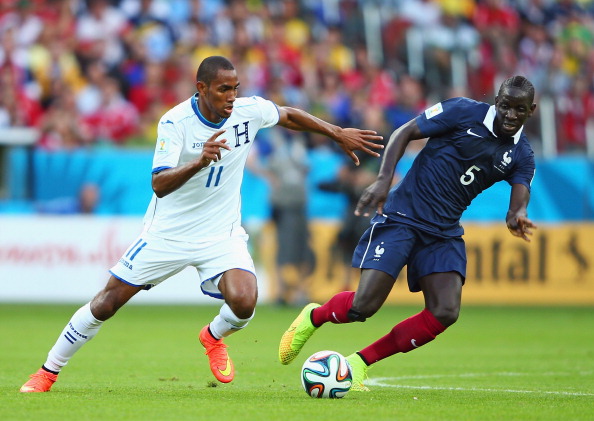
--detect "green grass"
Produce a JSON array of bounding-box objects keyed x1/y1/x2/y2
[{"x1": 1, "y1": 304, "x2": 592, "y2": 421}]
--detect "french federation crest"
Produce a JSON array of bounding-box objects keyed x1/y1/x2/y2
[{"x1": 494, "y1": 149, "x2": 513, "y2": 173}]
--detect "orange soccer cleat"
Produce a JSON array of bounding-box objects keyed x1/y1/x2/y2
[
  {"x1": 199, "y1": 325, "x2": 234, "y2": 383},
  {"x1": 20, "y1": 368, "x2": 58, "y2": 393}
]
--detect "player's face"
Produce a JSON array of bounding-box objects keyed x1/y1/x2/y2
[
  {"x1": 197, "y1": 69, "x2": 239, "y2": 122},
  {"x1": 494, "y1": 87, "x2": 536, "y2": 138}
]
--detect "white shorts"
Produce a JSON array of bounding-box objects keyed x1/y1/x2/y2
[{"x1": 110, "y1": 231, "x2": 255, "y2": 299}]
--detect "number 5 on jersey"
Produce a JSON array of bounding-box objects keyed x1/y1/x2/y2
[
  {"x1": 460, "y1": 165, "x2": 481, "y2": 185},
  {"x1": 206, "y1": 166, "x2": 224, "y2": 187}
]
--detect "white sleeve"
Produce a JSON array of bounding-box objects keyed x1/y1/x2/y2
[
  {"x1": 152, "y1": 117, "x2": 183, "y2": 172},
  {"x1": 253, "y1": 96, "x2": 280, "y2": 128}
]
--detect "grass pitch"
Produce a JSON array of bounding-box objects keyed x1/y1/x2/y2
[{"x1": 1, "y1": 304, "x2": 592, "y2": 421}]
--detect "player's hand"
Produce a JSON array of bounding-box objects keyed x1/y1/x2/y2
[
  {"x1": 354, "y1": 180, "x2": 390, "y2": 217},
  {"x1": 507, "y1": 215, "x2": 537, "y2": 242},
  {"x1": 198, "y1": 129, "x2": 231, "y2": 167},
  {"x1": 336, "y1": 128, "x2": 384, "y2": 166}
]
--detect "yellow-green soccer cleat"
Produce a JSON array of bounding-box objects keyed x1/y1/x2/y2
[
  {"x1": 346, "y1": 353, "x2": 370, "y2": 392},
  {"x1": 278, "y1": 303, "x2": 321, "y2": 365}
]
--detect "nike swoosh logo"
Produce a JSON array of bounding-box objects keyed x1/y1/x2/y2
[
  {"x1": 218, "y1": 359, "x2": 232, "y2": 376},
  {"x1": 331, "y1": 312, "x2": 341, "y2": 323},
  {"x1": 161, "y1": 120, "x2": 174, "y2": 125},
  {"x1": 467, "y1": 128, "x2": 482, "y2": 138},
  {"x1": 411, "y1": 339, "x2": 418, "y2": 348}
]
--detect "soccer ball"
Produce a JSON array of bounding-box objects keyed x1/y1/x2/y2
[{"x1": 301, "y1": 350, "x2": 352, "y2": 398}]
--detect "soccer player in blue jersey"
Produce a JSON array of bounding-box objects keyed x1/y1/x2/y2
[
  {"x1": 20, "y1": 56, "x2": 383, "y2": 393},
  {"x1": 279, "y1": 75, "x2": 538, "y2": 391}
]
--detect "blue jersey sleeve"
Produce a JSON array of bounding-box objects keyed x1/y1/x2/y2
[
  {"x1": 416, "y1": 97, "x2": 484, "y2": 138},
  {"x1": 505, "y1": 137, "x2": 535, "y2": 191}
]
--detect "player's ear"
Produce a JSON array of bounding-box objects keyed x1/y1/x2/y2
[{"x1": 196, "y1": 81, "x2": 206, "y2": 96}]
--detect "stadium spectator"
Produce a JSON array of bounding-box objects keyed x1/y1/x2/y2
[
  {"x1": 279, "y1": 76, "x2": 538, "y2": 392},
  {"x1": 126, "y1": 61, "x2": 174, "y2": 115},
  {"x1": 315, "y1": 24, "x2": 355, "y2": 76},
  {"x1": 82, "y1": 76, "x2": 140, "y2": 145},
  {"x1": 423, "y1": 12, "x2": 480, "y2": 99},
  {"x1": 0, "y1": 0, "x2": 43, "y2": 49},
  {"x1": 515, "y1": 21, "x2": 555, "y2": 93},
  {"x1": 19, "y1": 55, "x2": 383, "y2": 392},
  {"x1": 554, "y1": 9, "x2": 593, "y2": 79},
  {"x1": 75, "y1": 59, "x2": 109, "y2": 116},
  {"x1": 0, "y1": 0, "x2": 591, "y2": 224},
  {"x1": 75, "y1": 0, "x2": 130, "y2": 68},
  {"x1": 123, "y1": 0, "x2": 177, "y2": 64},
  {"x1": 248, "y1": 128, "x2": 315, "y2": 306},
  {"x1": 315, "y1": 70, "x2": 352, "y2": 127},
  {"x1": 385, "y1": 74, "x2": 427, "y2": 132},
  {"x1": 188, "y1": 19, "x2": 231, "y2": 73},
  {"x1": 319, "y1": 155, "x2": 382, "y2": 293},
  {"x1": 470, "y1": 0, "x2": 521, "y2": 97},
  {"x1": 556, "y1": 74, "x2": 594, "y2": 153},
  {"x1": 38, "y1": 85, "x2": 92, "y2": 150},
  {"x1": 280, "y1": 0, "x2": 310, "y2": 50},
  {"x1": 28, "y1": 25, "x2": 85, "y2": 106},
  {"x1": 0, "y1": 63, "x2": 42, "y2": 127}
]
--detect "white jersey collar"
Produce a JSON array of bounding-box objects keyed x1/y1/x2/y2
[{"x1": 191, "y1": 93, "x2": 227, "y2": 129}]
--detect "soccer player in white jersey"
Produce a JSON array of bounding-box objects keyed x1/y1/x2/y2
[{"x1": 20, "y1": 56, "x2": 384, "y2": 392}]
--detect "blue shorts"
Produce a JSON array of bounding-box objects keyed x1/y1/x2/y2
[{"x1": 351, "y1": 215, "x2": 466, "y2": 292}]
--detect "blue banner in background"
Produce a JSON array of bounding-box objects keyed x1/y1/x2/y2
[{"x1": 2, "y1": 149, "x2": 593, "y2": 222}]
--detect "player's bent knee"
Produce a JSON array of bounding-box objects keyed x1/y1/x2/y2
[
  {"x1": 352, "y1": 294, "x2": 384, "y2": 319},
  {"x1": 90, "y1": 297, "x2": 119, "y2": 321},
  {"x1": 90, "y1": 289, "x2": 131, "y2": 321},
  {"x1": 347, "y1": 308, "x2": 367, "y2": 322},
  {"x1": 348, "y1": 301, "x2": 381, "y2": 321},
  {"x1": 430, "y1": 306, "x2": 460, "y2": 327},
  {"x1": 233, "y1": 307, "x2": 255, "y2": 320},
  {"x1": 227, "y1": 296, "x2": 257, "y2": 319}
]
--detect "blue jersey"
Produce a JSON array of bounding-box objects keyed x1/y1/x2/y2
[{"x1": 382, "y1": 97, "x2": 535, "y2": 237}]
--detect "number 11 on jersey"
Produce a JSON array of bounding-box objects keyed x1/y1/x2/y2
[{"x1": 206, "y1": 166, "x2": 224, "y2": 187}]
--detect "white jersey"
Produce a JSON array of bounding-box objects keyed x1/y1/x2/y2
[{"x1": 143, "y1": 94, "x2": 280, "y2": 242}]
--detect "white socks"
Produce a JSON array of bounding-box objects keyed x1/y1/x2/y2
[
  {"x1": 41, "y1": 302, "x2": 251, "y2": 373},
  {"x1": 209, "y1": 303, "x2": 254, "y2": 339},
  {"x1": 43, "y1": 303, "x2": 104, "y2": 373}
]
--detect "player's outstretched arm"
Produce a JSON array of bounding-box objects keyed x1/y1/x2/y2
[
  {"x1": 354, "y1": 119, "x2": 423, "y2": 217},
  {"x1": 152, "y1": 129, "x2": 230, "y2": 197},
  {"x1": 506, "y1": 183, "x2": 537, "y2": 242},
  {"x1": 276, "y1": 106, "x2": 384, "y2": 166}
]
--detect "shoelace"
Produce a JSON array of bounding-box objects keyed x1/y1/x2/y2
[
  {"x1": 26, "y1": 373, "x2": 53, "y2": 389},
  {"x1": 204, "y1": 341, "x2": 228, "y2": 365}
]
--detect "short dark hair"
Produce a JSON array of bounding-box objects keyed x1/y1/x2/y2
[
  {"x1": 196, "y1": 56, "x2": 235, "y2": 85},
  {"x1": 498, "y1": 76, "x2": 535, "y2": 103}
]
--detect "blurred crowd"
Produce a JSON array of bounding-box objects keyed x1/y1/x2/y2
[{"x1": 0, "y1": 0, "x2": 593, "y2": 154}]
